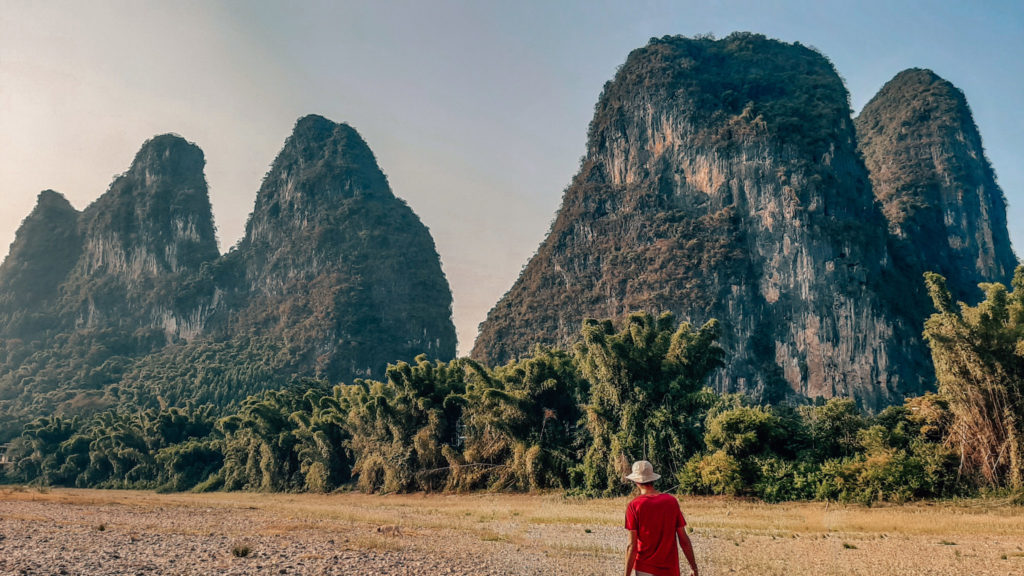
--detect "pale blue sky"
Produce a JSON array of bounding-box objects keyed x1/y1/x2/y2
[{"x1": 2, "y1": 0, "x2": 1022, "y2": 354}]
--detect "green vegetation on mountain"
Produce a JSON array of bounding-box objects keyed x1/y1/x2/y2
[
  {"x1": 0, "y1": 190, "x2": 81, "y2": 337},
  {"x1": 229, "y1": 115, "x2": 456, "y2": 382},
  {"x1": 591, "y1": 33, "x2": 850, "y2": 161}
]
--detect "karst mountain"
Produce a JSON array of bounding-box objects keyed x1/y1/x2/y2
[
  {"x1": 0, "y1": 116, "x2": 456, "y2": 439},
  {"x1": 855, "y1": 68, "x2": 1017, "y2": 301},
  {"x1": 472, "y1": 33, "x2": 1017, "y2": 408}
]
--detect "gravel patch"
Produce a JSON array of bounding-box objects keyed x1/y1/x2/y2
[{"x1": 0, "y1": 491, "x2": 617, "y2": 575}]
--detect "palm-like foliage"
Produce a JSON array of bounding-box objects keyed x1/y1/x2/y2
[
  {"x1": 341, "y1": 355, "x2": 465, "y2": 492},
  {"x1": 5, "y1": 301, "x2": 997, "y2": 503},
  {"x1": 923, "y1": 267, "x2": 1024, "y2": 489},
  {"x1": 446, "y1": 348, "x2": 584, "y2": 491},
  {"x1": 576, "y1": 312, "x2": 723, "y2": 495}
]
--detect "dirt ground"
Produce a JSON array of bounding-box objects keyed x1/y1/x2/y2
[{"x1": 1, "y1": 487, "x2": 1022, "y2": 575}]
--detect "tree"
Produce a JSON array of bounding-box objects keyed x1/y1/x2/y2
[
  {"x1": 923, "y1": 267, "x2": 1024, "y2": 489},
  {"x1": 341, "y1": 355, "x2": 465, "y2": 493},
  {"x1": 446, "y1": 348, "x2": 584, "y2": 491},
  {"x1": 800, "y1": 398, "x2": 864, "y2": 461},
  {"x1": 576, "y1": 312, "x2": 722, "y2": 495}
]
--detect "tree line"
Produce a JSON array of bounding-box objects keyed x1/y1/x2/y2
[{"x1": 3, "y1": 267, "x2": 1022, "y2": 503}]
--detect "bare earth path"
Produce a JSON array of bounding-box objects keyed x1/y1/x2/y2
[{"x1": 1, "y1": 488, "x2": 1022, "y2": 575}]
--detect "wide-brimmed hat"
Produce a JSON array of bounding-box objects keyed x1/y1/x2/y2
[{"x1": 625, "y1": 460, "x2": 661, "y2": 483}]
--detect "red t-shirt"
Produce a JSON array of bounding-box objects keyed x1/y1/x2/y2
[{"x1": 624, "y1": 492, "x2": 686, "y2": 576}]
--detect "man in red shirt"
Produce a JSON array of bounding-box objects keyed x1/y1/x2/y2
[{"x1": 624, "y1": 460, "x2": 699, "y2": 576}]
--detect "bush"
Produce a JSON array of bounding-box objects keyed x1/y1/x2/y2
[
  {"x1": 751, "y1": 457, "x2": 817, "y2": 502},
  {"x1": 814, "y1": 458, "x2": 857, "y2": 501},
  {"x1": 692, "y1": 450, "x2": 743, "y2": 496},
  {"x1": 705, "y1": 404, "x2": 788, "y2": 459}
]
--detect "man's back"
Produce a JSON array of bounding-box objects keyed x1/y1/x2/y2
[{"x1": 625, "y1": 492, "x2": 686, "y2": 576}]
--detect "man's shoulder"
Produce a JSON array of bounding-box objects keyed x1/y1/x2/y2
[
  {"x1": 651, "y1": 491, "x2": 684, "y2": 508},
  {"x1": 628, "y1": 492, "x2": 679, "y2": 507}
]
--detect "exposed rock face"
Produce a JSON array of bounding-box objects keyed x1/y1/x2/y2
[
  {"x1": 856, "y1": 69, "x2": 1018, "y2": 301},
  {"x1": 228, "y1": 114, "x2": 457, "y2": 380},
  {"x1": 0, "y1": 190, "x2": 82, "y2": 337},
  {"x1": 54, "y1": 134, "x2": 220, "y2": 338},
  {"x1": 473, "y1": 34, "x2": 929, "y2": 407},
  {"x1": 81, "y1": 134, "x2": 218, "y2": 280}
]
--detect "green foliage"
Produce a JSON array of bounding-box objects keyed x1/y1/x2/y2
[
  {"x1": 677, "y1": 450, "x2": 743, "y2": 496},
  {"x1": 809, "y1": 395, "x2": 963, "y2": 504},
  {"x1": 576, "y1": 312, "x2": 722, "y2": 495},
  {"x1": 923, "y1": 267, "x2": 1024, "y2": 490},
  {"x1": 340, "y1": 355, "x2": 465, "y2": 493},
  {"x1": 155, "y1": 439, "x2": 223, "y2": 492},
  {"x1": 5, "y1": 406, "x2": 217, "y2": 488},
  {"x1": 0, "y1": 332, "x2": 294, "y2": 443},
  {"x1": 750, "y1": 457, "x2": 820, "y2": 503},
  {"x1": 218, "y1": 379, "x2": 350, "y2": 492},
  {"x1": 447, "y1": 347, "x2": 584, "y2": 491},
  {"x1": 0, "y1": 299, "x2": 1007, "y2": 505},
  {"x1": 799, "y1": 398, "x2": 865, "y2": 461},
  {"x1": 672, "y1": 390, "x2": 966, "y2": 503},
  {"x1": 704, "y1": 403, "x2": 788, "y2": 459}
]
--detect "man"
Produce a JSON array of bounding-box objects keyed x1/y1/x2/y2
[{"x1": 624, "y1": 460, "x2": 699, "y2": 576}]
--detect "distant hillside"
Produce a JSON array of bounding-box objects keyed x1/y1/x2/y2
[{"x1": 0, "y1": 116, "x2": 456, "y2": 440}]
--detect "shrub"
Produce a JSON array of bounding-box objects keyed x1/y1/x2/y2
[
  {"x1": 697, "y1": 450, "x2": 744, "y2": 496},
  {"x1": 704, "y1": 404, "x2": 787, "y2": 459},
  {"x1": 751, "y1": 457, "x2": 817, "y2": 502}
]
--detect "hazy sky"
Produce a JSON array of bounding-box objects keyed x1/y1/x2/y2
[{"x1": 2, "y1": 0, "x2": 1022, "y2": 354}]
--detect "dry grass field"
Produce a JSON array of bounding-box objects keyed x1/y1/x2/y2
[{"x1": 1, "y1": 487, "x2": 1022, "y2": 575}]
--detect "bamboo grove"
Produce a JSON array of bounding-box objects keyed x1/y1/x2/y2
[{"x1": 3, "y1": 267, "x2": 1023, "y2": 503}]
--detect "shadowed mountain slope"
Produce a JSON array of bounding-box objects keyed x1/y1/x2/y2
[{"x1": 856, "y1": 68, "x2": 1018, "y2": 302}]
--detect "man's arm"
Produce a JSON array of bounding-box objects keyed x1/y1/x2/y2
[
  {"x1": 677, "y1": 527, "x2": 698, "y2": 576},
  {"x1": 624, "y1": 529, "x2": 638, "y2": 576}
]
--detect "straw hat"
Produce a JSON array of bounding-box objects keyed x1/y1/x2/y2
[{"x1": 625, "y1": 460, "x2": 661, "y2": 483}]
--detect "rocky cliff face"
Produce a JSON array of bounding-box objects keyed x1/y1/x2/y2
[
  {"x1": 229, "y1": 115, "x2": 456, "y2": 381},
  {"x1": 55, "y1": 133, "x2": 221, "y2": 338},
  {"x1": 473, "y1": 34, "x2": 930, "y2": 407},
  {"x1": 856, "y1": 68, "x2": 1018, "y2": 302}
]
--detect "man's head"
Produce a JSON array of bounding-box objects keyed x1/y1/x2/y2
[{"x1": 625, "y1": 460, "x2": 661, "y2": 485}]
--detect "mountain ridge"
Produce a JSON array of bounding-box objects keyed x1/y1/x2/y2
[{"x1": 0, "y1": 116, "x2": 457, "y2": 440}]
